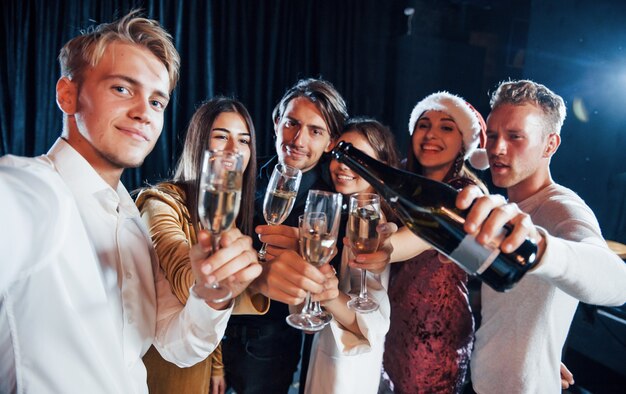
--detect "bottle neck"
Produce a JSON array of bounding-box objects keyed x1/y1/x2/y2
[{"x1": 333, "y1": 145, "x2": 396, "y2": 201}]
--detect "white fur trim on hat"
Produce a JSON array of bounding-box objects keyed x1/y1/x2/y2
[
  {"x1": 408, "y1": 91, "x2": 485, "y2": 168},
  {"x1": 469, "y1": 148, "x2": 489, "y2": 170}
]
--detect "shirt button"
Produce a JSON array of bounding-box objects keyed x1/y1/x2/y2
[{"x1": 128, "y1": 317, "x2": 134, "y2": 324}]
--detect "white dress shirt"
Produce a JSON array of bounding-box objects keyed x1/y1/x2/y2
[{"x1": 0, "y1": 139, "x2": 232, "y2": 394}]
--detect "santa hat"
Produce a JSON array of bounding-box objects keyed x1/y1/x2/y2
[{"x1": 408, "y1": 91, "x2": 489, "y2": 170}]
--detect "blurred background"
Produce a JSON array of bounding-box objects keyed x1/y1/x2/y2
[{"x1": 2, "y1": 1, "x2": 625, "y2": 392}]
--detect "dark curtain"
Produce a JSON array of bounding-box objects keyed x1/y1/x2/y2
[
  {"x1": 209, "y1": 0, "x2": 403, "y2": 157},
  {"x1": 3, "y1": 0, "x2": 491, "y2": 190},
  {"x1": 1, "y1": 0, "x2": 407, "y2": 190},
  {"x1": 1, "y1": 0, "x2": 215, "y2": 189}
]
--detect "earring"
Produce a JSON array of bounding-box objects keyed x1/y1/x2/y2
[{"x1": 453, "y1": 147, "x2": 466, "y2": 178}]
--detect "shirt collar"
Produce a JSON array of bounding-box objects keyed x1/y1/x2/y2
[{"x1": 46, "y1": 138, "x2": 138, "y2": 217}]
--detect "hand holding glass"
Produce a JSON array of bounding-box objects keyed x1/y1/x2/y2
[
  {"x1": 194, "y1": 150, "x2": 243, "y2": 303},
  {"x1": 286, "y1": 190, "x2": 342, "y2": 331},
  {"x1": 346, "y1": 193, "x2": 381, "y2": 313},
  {"x1": 258, "y1": 163, "x2": 302, "y2": 261}
]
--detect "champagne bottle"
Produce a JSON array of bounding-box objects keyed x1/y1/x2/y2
[{"x1": 331, "y1": 141, "x2": 538, "y2": 292}]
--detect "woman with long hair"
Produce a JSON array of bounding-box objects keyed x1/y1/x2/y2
[
  {"x1": 381, "y1": 92, "x2": 488, "y2": 394},
  {"x1": 304, "y1": 118, "x2": 400, "y2": 394},
  {"x1": 136, "y1": 97, "x2": 267, "y2": 394}
]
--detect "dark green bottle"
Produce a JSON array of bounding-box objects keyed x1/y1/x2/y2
[{"x1": 331, "y1": 141, "x2": 538, "y2": 292}]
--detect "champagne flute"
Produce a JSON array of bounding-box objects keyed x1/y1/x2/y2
[
  {"x1": 346, "y1": 193, "x2": 381, "y2": 313},
  {"x1": 258, "y1": 163, "x2": 302, "y2": 261},
  {"x1": 286, "y1": 190, "x2": 342, "y2": 331},
  {"x1": 194, "y1": 150, "x2": 243, "y2": 303}
]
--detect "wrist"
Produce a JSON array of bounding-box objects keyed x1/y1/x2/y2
[
  {"x1": 248, "y1": 273, "x2": 267, "y2": 297},
  {"x1": 535, "y1": 231, "x2": 547, "y2": 262}
]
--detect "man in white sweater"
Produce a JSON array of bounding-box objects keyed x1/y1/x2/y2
[{"x1": 456, "y1": 80, "x2": 626, "y2": 393}]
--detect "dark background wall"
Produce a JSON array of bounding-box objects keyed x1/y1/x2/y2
[{"x1": 2, "y1": 0, "x2": 624, "y2": 242}]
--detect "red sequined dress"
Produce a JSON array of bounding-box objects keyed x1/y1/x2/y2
[{"x1": 383, "y1": 177, "x2": 475, "y2": 394}]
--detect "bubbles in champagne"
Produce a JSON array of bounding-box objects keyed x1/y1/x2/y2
[
  {"x1": 300, "y1": 229, "x2": 336, "y2": 267},
  {"x1": 348, "y1": 206, "x2": 381, "y2": 254},
  {"x1": 199, "y1": 185, "x2": 241, "y2": 234},
  {"x1": 263, "y1": 190, "x2": 297, "y2": 225}
]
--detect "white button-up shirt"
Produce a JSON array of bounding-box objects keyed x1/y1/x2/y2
[{"x1": 0, "y1": 139, "x2": 232, "y2": 394}]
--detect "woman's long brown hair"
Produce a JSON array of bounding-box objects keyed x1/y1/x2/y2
[
  {"x1": 171, "y1": 97, "x2": 257, "y2": 236},
  {"x1": 341, "y1": 117, "x2": 401, "y2": 222}
]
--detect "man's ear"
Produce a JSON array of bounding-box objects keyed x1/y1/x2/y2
[
  {"x1": 56, "y1": 77, "x2": 77, "y2": 115},
  {"x1": 544, "y1": 132, "x2": 561, "y2": 158},
  {"x1": 324, "y1": 138, "x2": 336, "y2": 153}
]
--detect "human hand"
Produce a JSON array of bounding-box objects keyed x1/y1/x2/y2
[
  {"x1": 456, "y1": 185, "x2": 546, "y2": 259},
  {"x1": 560, "y1": 362, "x2": 574, "y2": 389},
  {"x1": 347, "y1": 222, "x2": 398, "y2": 274},
  {"x1": 190, "y1": 228, "x2": 262, "y2": 309},
  {"x1": 250, "y1": 249, "x2": 327, "y2": 305},
  {"x1": 312, "y1": 263, "x2": 339, "y2": 303},
  {"x1": 210, "y1": 374, "x2": 226, "y2": 394},
  {"x1": 256, "y1": 224, "x2": 299, "y2": 260}
]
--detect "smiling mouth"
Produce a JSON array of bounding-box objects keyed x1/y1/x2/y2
[
  {"x1": 285, "y1": 147, "x2": 308, "y2": 158},
  {"x1": 117, "y1": 126, "x2": 149, "y2": 142},
  {"x1": 336, "y1": 174, "x2": 355, "y2": 181},
  {"x1": 420, "y1": 144, "x2": 442, "y2": 152}
]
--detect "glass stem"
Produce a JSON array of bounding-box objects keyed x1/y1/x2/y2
[
  {"x1": 258, "y1": 222, "x2": 276, "y2": 260},
  {"x1": 301, "y1": 291, "x2": 313, "y2": 314},
  {"x1": 311, "y1": 301, "x2": 323, "y2": 315},
  {"x1": 359, "y1": 268, "x2": 368, "y2": 299},
  {"x1": 208, "y1": 233, "x2": 221, "y2": 289},
  {"x1": 258, "y1": 242, "x2": 268, "y2": 259}
]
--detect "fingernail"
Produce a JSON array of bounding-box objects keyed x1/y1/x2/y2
[
  {"x1": 356, "y1": 255, "x2": 366, "y2": 262},
  {"x1": 202, "y1": 264, "x2": 213, "y2": 275},
  {"x1": 377, "y1": 223, "x2": 389, "y2": 232}
]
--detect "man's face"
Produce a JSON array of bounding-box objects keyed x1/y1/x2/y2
[
  {"x1": 65, "y1": 41, "x2": 170, "y2": 171},
  {"x1": 486, "y1": 103, "x2": 550, "y2": 191},
  {"x1": 274, "y1": 97, "x2": 333, "y2": 172}
]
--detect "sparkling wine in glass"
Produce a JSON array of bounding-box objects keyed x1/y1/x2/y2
[
  {"x1": 258, "y1": 163, "x2": 301, "y2": 261},
  {"x1": 346, "y1": 193, "x2": 381, "y2": 313},
  {"x1": 286, "y1": 190, "x2": 342, "y2": 332},
  {"x1": 195, "y1": 150, "x2": 243, "y2": 303}
]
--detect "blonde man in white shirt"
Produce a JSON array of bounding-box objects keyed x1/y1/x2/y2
[
  {"x1": 455, "y1": 80, "x2": 626, "y2": 393},
  {"x1": 0, "y1": 10, "x2": 261, "y2": 394}
]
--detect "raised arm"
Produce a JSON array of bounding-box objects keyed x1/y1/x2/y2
[
  {"x1": 137, "y1": 188, "x2": 268, "y2": 314},
  {"x1": 389, "y1": 225, "x2": 432, "y2": 263},
  {"x1": 456, "y1": 185, "x2": 626, "y2": 306}
]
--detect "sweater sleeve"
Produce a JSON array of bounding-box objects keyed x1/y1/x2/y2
[
  {"x1": 137, "y1": 187, "x2": 269, "y2": 315},
  {"x1": 528, "y1": 194, "x2": 626, "y2": 306},
  {"x1": 137, "y1": 190, "x2": 195, "y2": 305},
  {"x1": 531, "y1": 229, "x2": 626, "y2": 306}
]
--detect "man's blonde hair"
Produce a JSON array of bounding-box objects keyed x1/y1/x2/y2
[
  {"x1": 58, "y1": 10, "x2": 180, "y2": 91},
  {"x1": 490, "y1": 80, "x2": 566, "y2": 136}
]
